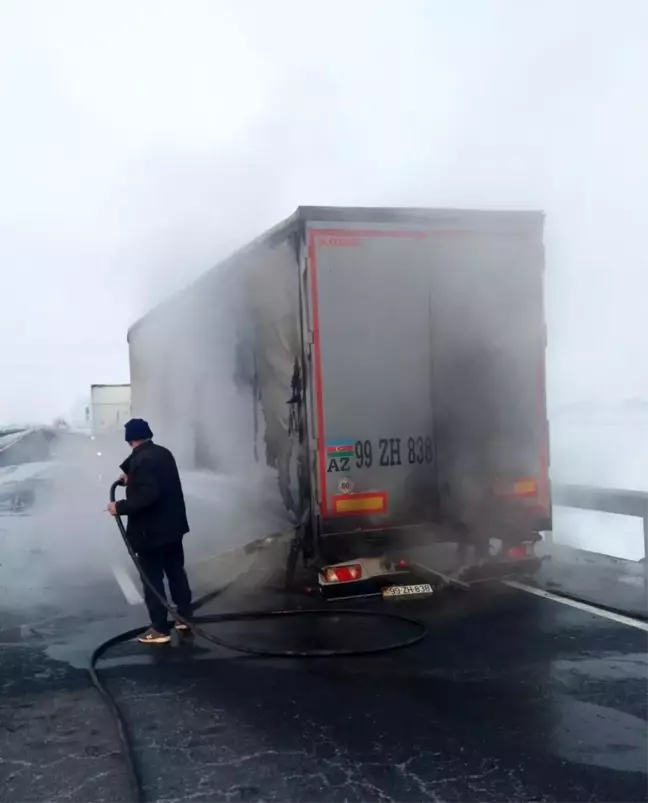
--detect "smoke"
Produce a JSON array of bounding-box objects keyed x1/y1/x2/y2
[
  {"x1": 0, "y1": 427, "x2": 292, "y2": 629},
  {"x1": 0, "y1": 0, "x2": 646, "y2": 566},
  {"x1": 1, "y1": 1, "x2": 646, "y2": 407}
]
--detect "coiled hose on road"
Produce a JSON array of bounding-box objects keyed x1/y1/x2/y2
[{"x1": 89, "y1": 481, "x2": 428, "y2": 802}]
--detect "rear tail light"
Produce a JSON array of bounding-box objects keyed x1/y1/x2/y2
[
  {"x1": 323, "y1": 564, "x2": 362, "y2": 583},
  {"x1": 495, "y1": 478, "x2": 538, "y2": 498},
  {"x1": 396, "y1": 559, "x2": 408, "y2": 569},
  {"x1": 513, "y1": 479, "x2": 538, "y2": 497},
  {"x1": 506, "y1": 543, "x2": 534, "y2": 560}
]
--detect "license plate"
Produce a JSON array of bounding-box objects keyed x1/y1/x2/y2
[{"x1": 382, "y1": 583, "x2": 434, "y2": 598}]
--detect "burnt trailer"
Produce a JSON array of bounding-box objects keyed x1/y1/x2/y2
[{"x1": 128, "y1": 207, "x2": 551, "y2": 598}]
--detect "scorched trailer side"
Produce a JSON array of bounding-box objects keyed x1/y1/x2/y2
[{"x1": 127, "y1": 207, "x2": 551, "y2": 595}]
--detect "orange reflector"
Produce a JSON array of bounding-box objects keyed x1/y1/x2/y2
[
  {"x1": 323, "y1": 564, "x2": 362, "y2": 583},
  {"x1": 513, "y1": 478, "x2": 538, "y2": 497},
  {"x1": 332, "y1": 491, "x2": 387, "y2": 515},
  {"x1": 495, "y1": 478, "x2": 538, "y2": 498}
]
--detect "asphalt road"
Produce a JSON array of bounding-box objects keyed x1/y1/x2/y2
[{"x1": 1, "y1": 452, "x2": 647, "y2": 802}]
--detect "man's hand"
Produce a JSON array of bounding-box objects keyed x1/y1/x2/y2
[{"x1": 107, "y1": 502, "x2": 118, "y2": 516}]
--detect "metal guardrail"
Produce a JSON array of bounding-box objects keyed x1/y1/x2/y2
[{"x1": 551, "y1": 482, "x2": 648, "y2": 591}]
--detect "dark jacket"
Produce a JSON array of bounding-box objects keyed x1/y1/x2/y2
[{"x1": 116, "y1": 441, "x2": 189, "y2": 551}]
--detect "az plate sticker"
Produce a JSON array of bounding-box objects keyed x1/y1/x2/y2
[
  {"x1": 338, "y1": 477, "x2": 354, "y2": 495},
  {"x1": 326, "y1": 441, "x2": 354, "y2": 473}
]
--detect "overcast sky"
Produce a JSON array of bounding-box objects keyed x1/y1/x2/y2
[{"x1": 1, "y1": 0, "x2": 646, "y2": 423}]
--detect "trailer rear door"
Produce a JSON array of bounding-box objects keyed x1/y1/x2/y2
[
  {"x1": 429, "y1": 228, "x2": 549, "y2": 541},
  {"x1": 305, "y1": 217, "x2": 548, "y2": 539},
  {"x1": 306, "y1": 225, "x2": 437, "y2": 535}
]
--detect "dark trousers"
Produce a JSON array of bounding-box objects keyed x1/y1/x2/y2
[{"x1": 137, "y1": 541, "x2": 192, "y2": 634}]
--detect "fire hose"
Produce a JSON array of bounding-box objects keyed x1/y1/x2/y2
[{"x1": 88, "y1": 480, "x2": 428, "y2": 801}]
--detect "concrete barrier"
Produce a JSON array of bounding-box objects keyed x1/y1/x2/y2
[{"x1": 552, "y1": 482, "x2": 647, "y2": 565}]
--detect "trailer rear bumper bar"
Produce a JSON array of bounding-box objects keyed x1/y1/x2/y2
[
  {"x1": 314, "y1": 553, "x2": 546, "y2": 602},
  {"x1": 412, "y1": 555, "x2": 545, "y2": 588}
]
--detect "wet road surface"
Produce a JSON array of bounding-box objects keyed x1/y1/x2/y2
[{"x1": 1, "y1": 451, "x2": 647, "y2": 801}]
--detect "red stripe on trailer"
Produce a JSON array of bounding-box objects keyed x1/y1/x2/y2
[
  {"x1": 308, "y1": 229, "x2": 328, "y2": 516},
  {"x1": 308, "y1": 227, "x2": 428, "y2": 518},
  {"x1": 312, "y1": 228, "x2": 527, "y2": 242},
  {"x1": 537, "y1": 350, "x2": 550, "y2": 514},
  {"x1": 313, "y1": 228, "x2": 428, "y2": 240},
  {"x1": 536, "y1": 254, "x2": 550, "y2": 516}
]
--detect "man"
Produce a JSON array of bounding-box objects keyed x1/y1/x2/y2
[{"x1": 107, "y1": 418, "x2": 192, "y2": 645}]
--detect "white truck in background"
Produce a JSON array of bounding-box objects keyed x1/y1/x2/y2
[{"x1": 90, "y1": 384, "x2": 131, "y2": 438}]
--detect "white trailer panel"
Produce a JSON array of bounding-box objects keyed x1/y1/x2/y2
[{"x1": 90, "y1": 384, "x2": 131, "y2": 436}]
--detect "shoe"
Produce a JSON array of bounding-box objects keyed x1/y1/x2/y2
[
  {"x1": 137, "y1": 628, "x2": 171, "y2": 645},
  {"x1": 175, "y1": 621, "x2": 191, "y2": 633}
]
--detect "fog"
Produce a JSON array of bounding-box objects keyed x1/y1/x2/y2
[
  {"x1": 1, "y1": 1, "x2": 647, "y2": 568},
  {"x1": 0, "y1": 432, "x2": 292, "y2": 623},
  {"x1": 1, "y1": 0, "x2": 646, "y2": 422}
]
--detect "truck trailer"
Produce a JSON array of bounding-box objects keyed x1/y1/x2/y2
[
  {"x1": 90, "y1": 384, "x2": 131, "y2": 438},
  {"x1": 128, "y1": 206, "x2": 551, "y2": 598}
]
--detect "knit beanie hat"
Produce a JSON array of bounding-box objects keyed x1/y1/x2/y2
[{"x1": 124, "y1": 418, "x2": 153, "y2": 442}]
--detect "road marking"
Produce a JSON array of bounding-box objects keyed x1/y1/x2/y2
[
  {"x1": 112, "y1": 565, "x2": 143, "y2": 605},
  {"x1": 504, "y1": 580, "x2": 648, "y2": 632}
]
